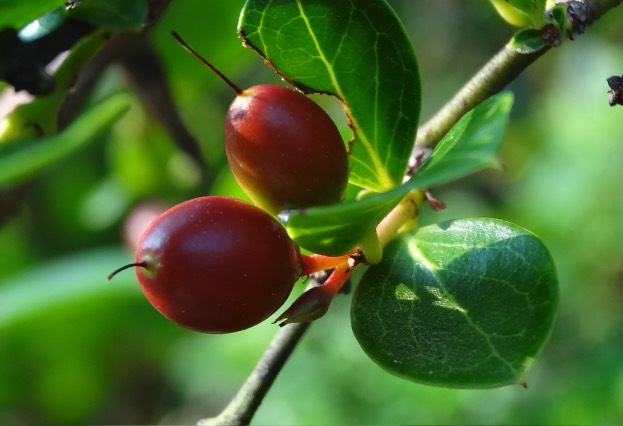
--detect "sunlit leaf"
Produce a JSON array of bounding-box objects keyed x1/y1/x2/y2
[
  {"x1": 351, "y1": 218, "x2": 559, "y2": 388},
  {"x1": 491, "y1": 0, "x2": 547, "y2": 27},
  {"x1": 239, "y1": 0, "x2": 421, "y2": 191},
  {"x1": 285, "y1": 93, "x2": 513, "y2": 255}
]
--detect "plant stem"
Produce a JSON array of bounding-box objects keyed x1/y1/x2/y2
[
  {"x1": 198, "y1": 321, "x2": 310, "y2": 426},
  {"x1": 376, "y1": 190, "x2": 424, "y2": 247},
  {"x1": 200, "y1": 1, "x2": 622, "y2": 424},
  {"x1": 415, "y1": 0, "x2": 622, "y2": 150},
  {"x1": 299, "y1": 252, "x2": 353, "y2": 276},
  {"x1": 415, "y1": 44, "x2": 547, "y2": 149}
]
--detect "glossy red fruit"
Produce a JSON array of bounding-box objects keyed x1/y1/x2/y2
[
  {"x1": 171, "y1": 32, "x2": 349, "y2": 215},
  {"x1": 119, "y1": 196, "x2": 301, "y2": 334},
  {"x1": 225, "y1": 84, "x2": 349, "y2": 214}
]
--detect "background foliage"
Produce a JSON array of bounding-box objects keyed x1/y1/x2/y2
[{"x1": 1, "y1": 0, "x2": 622, "y2": 424}]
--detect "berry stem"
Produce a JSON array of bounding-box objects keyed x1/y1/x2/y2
[
  {"x1": 319, "y1": 263, "x2": 352, "y2": 297},
  {"x1": 171, "y1": 31, "x2": 243, "y2": 95},
  {"x1": 273, "y1": 263, "x2": 352, "y2": 326},
  {"x1": 107, "y1": 261, "x2": 148, "y2": 281},
  {"x1": 298, "y1": 252, "x2": 353, "y2": 276},
  {"x1": 376, "y1": 190, "x2": 424, "y2": 248}
]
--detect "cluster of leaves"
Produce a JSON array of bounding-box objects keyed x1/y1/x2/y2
[
  {"x1": 238, "y1": 0, "x2": 558, "y2": 388},
  {"x1": 0, "y1": 0, "x2": 559, "y2": 403},
  {"x1": 490, "y1": 0, "x2": 593, "y2": 53}
]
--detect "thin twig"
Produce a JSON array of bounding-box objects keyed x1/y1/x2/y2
[
  {"x1": 198, "y1": 321, "x2": 311, "y2": 426},
  {"x1": 414, "y1": 0, "x2": 621, "y2": 151},
  {"x1": 415, "y1": 45, "x2": 548, "y2": 149}
]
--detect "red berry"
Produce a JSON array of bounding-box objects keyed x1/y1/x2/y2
[
  {"x1": 225, "y1": 84, "x2": 349, "y2": 214},
  {"x1": 171, "y1": 32, "x2": 349, "y2": 215},
  {"x1": 112, "y1": 196, "x2": 302, "y2": 333}
]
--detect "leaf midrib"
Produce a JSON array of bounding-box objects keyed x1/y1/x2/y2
[
  {"x1": 296, "y1": 1, "x2": 393, "y2": 189},
  {"x1": 408, "y1": 239, "x2": 520, "y2": 376}
]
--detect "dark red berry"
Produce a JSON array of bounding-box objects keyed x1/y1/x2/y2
[
  {"x1": 171, "y1": 32, "x2": 349, "y2": 215},
  {"x1": 112, "y1": 196, "x2": 302, "y2": 334},
  {"x1": 225, "y1": 84, "x2": 349, "y2": 214}
]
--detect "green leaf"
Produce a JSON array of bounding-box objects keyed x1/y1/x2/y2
[
  {"x1": 69, "y1": 0, "x2": 148, "y2": 31},
  {"x1": 239, "y1": 0, "x2": 421, "y2": 191},
  {"x1": 0, "y1": 94, "x2": 131, "y2": 188},
  {"x1": 509, "y1": 28, "x2": 546, "y2": 54},
  {"x1": 506, "y1": 0, "x2": 546, "y2": 14},
  {"x1": 0, "y1": 248, "x2": 138, "y2": 328},
  {"x1": 17, "y1": 7, "x2": 67, "y2": 41},
  {"x1": 504, "y1": 0, "x2": 547, "y2": 27},
  {"x1": 410, "y1": 92, "x2": 512, "y2": 186},
  {"x1": 282, "y1": 189, "x2": 405, "y2": 255},
  {"x1": 351, "y1": 218, "x2": 559, "y2": 388},
  {"x1": 285, "y1": 92, "x2": 513, "y2": 255},
  {"x1": 0, "y1": 0, "x2": 66, "y2": 30},
  {"x1": 549, "y1": 5, "x2": 570, "y2": 35}
]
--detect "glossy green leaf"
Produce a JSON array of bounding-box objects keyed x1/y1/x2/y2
[
  {"x1": 509, "y1": 28, "x2": 546, "y2": 54},
  {"x1": 351, "y1": 218, "x2": 559, "y2": 388},
  {"x1": 285, "y1": 92, "x2": 513, "y2": 255},
  {"x1": 410, "y1": 92, "x2": 512, "y2": 186},
  {"x1": 0, "y1": 0, "x2": 66, "y2": 30},
  {"x1": 239, "y1": 0, "x2": 421, "y2": 191},
  {"x1": 69, "y1": 0, "x2": 148, "y2": 31},
  {"x1": 281, "y1": 189, "x2": 405, "y2": 255},
  {"x1": 0, "y1": 94, "x2": 131, "y2": 188}
]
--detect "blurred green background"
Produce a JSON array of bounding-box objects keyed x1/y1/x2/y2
[{"x1": 1, "y1": 1, "x2": 622, "y2": 424}]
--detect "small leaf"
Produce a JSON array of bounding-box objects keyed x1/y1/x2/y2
[
  {"x1": 0, "y1": 94, "x2": 131, "y2": 188},
  {"x1": 69, "y1": 0, "x2": 147, "y2": 31},
  {"x1": 509, "y1": 28, "x2": 546, "y2": 54},
  {"x1": 283, "y1": 189, "x2": 405, "y2": 256},
  {"x1": 285, "y1": 93, "x2": 513, "y2": 255},
  {"x1": 239, "y1": 0, "x2": 421, "y2": 191},
  {"x1": 351, "y1": 218, "x2": 559, "y2": 388},
  {"x1": 549, "y1": 5, "x2": 570, "y2": 35},
  {"x1": 408, "y1": 92, "x2": 512, "y2": 187},
  {"x1": 493, "y1": 0, "x2": 547, "y2": 27},
  {"x1": 489, "y1": 0, "x2": 532, "y2": 27}
]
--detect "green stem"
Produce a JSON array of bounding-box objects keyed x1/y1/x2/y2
[
  {"x1": 415, "y1": 0, "x2": 622, "y2": 149},
  {"x1": 198, "y1": 321, "x2": 310, "y2": 426},
  {"x1": 416, "y1": 44, "x2": 547, "y2": 148},
  {"x1": 376, "y1": 190, "x2": 424, "y2": 248},
  {"x1": 200, "y1": 1, "x2": 622, "y2": 424}
]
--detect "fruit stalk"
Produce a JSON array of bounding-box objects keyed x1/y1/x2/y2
[
  {"x1": 299, "y1": 252, "x2": 354, "y2": 276},
  {"x1": 376, "y1": 190, "x2": 424, "y2": 247}
]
